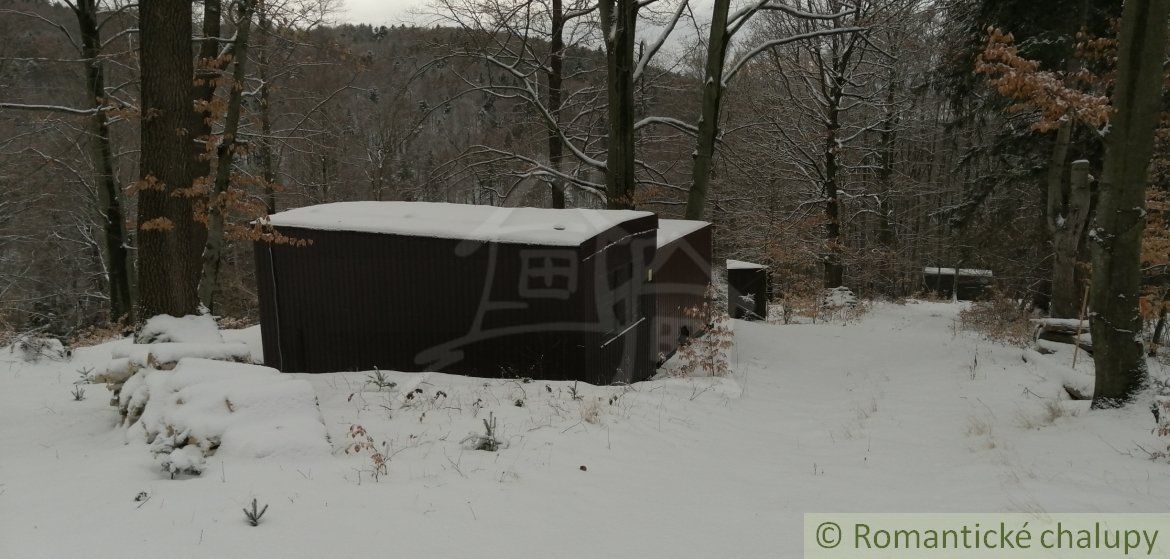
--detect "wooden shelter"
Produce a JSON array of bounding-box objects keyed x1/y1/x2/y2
[
  {"x1": 922, "y1": 267, "x2": 993, "y2": 301},
  {"x1": 255, "y1": 202, "x2": 669, "y2": 384},
  {"x1": 727, "y1": 259, "x2": 769, "y2": 320}
]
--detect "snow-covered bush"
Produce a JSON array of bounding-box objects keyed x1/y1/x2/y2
[
  {"x1": 824, "y1": 286, "x2": 858, "y2": 308},
  {"x1": 121, "y1": 359, "x2": 330, "y2": 477},
  {"x1": 9, "y1": 335, "x2": 68, "y2": 363}
]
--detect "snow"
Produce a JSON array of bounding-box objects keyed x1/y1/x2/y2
[
  {"x1": 1033, "y1": 317, "x2": 1088, "y2": 330},
  {"x1": 3, "y1": 301, "x2": 1169, "y2": 558},
  {"x1": 136, "y1": 314, "x2": 224, "y2": 344},
  {"x1": 823, "y1": 286, "x2": 858, "y2": 308},
  {"x1": 126, "y1": 359, "x2": 329, "y2": 472},
  {"x1": 112, "y1": 342, "x2": 252, "y2": 368},
  {"x1": 727, "y1": 258, "x2": 768, "y2": 270},
  {"x1": 923, "y1": 266, "x2": 993, "y2": 277},
  {"x1": 265, "y1": 201, "x2": 654, "y2": 246},
  {"x1": 656, "y1": 218, "x2": 707, "y2": 248}
]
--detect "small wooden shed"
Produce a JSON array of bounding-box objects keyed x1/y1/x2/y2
[
  {"x1": 651, "y1": 220, "x2": 712, "y2": 362},
  {"x1": 922, "y1": 267, "x2": 993, "y2": 301},
  {"x1": 255, "y1": 202, "x2": 659, "y2": 384},
  {"x1": 727, "y1": 259, "x2": 769, "y2": 320}
]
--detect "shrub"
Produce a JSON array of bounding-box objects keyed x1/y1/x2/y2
[
  {"x1": 673, "y1": 285, "x2": 734, "y2": 377},
  {"x1": 958, "y1": 289, "x2": 1034, "y2": 346}
]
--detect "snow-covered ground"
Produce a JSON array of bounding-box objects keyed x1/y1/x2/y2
[{"x1": 2, "y1": 301, "x2": 1167, "y2": 558}]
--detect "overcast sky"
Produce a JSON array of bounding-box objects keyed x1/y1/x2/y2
[{"x1": 339, "y1": 0, "x2": 432, "y2": 26}]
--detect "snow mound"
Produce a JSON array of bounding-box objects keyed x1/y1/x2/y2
[
  {"x1": 124, "y1": 359, "x2": 329, "y2": 477},
  {"x1": 136, "y1": 314, "x2": 223, "y2": 344},
  {"x1": 7, "y1": 335, "x2": 67, "y2": 363},
  {"x1": 112, "y1": 342, "x2": 251, "y2": 369},
  {"x1": 823, "y1": 286, "x2": 858, "y2": 308}
]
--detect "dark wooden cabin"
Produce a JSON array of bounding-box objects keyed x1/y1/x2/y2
[
  {"x1": 727, "y1": 259, "x2": 769, "y2": 320},
  {"x1": 255, "y1": 202, "x2": 659, "y2": 384},
  {"x1": 651, "y1": 220, "x2": 712, "y2": 362},
  {"x1": 922, "y1": 267, "x2": 993, "y2": 301}
]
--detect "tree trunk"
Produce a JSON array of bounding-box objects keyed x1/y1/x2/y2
[
  {"x1": 74, "y1": 0, "x2": 133, "y2": 322},
  {"x1": 599, "y1": 0, "x2": 638, "y2": 209},
  {"x1": 137, "y1": 0, "x2": 200, "y2": 318},
  {"x1": 683, "y1": 0, "x2": 732, "y2": 220},
  {"x1": 256, "y1": 8, "x2": 277, "y2": 214},
  {"x1": 547, "y1": 0, "x2": 566, "y2": 209},
  {"x1": 1088, "y1": 0, "x2": 1169, "y2": 408},
  {"x1": 822, "y1": 92, "x2": 844, "y2": 289},
  {"x1": 1045, "y1": 120, "x2": 1079, "y2": 317},
  {"x1": 193, "y1": 0, "x2": 221, "y2": 184},
  {"x1": 1051, "y1": 157, "x2": 1091, "y2": 318},
  {"x1": 199, "y1": 0, "x2": 255, "y2": 311}
]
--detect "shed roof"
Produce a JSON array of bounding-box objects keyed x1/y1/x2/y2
[
  {"x1": 656, "y1": 219, "x2": 709, "y2": 248},
  {"x1": 265, "y1": 201, "x2": 653, "y2": 247},
  {"x1": 923, "y1": 267, "x2": 993, "y2": 277},
  {"x1": 727, "y1": 259, "x2": 768, "y2": 270}
]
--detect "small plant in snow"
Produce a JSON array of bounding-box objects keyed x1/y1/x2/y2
[
  {"x1": 580, "y1": 399, "x2": 602, "y2": 424},
  {"x1": 345, "y1": 424, "x2": 388, "y2": 481},
  {"x1": 568, "y1": 381, "x2": 583, "y2": 401},
  {"x1": 365, "y1": 368, "x2": 396, "y2": 391},
  {"x1": 673, "y1": 285, "x2": 734, "y2": 377},
  {"x1": 70, "y1": 384, "x2": 86, "y2": 401},
  {"x1": 463, "y1": 412, "x2": 502, "y2": 451},
  {"x1": 243, "y1": 498, "x2": 269, "y2": 527},
  {"x1": 1151, "y1": 398, "x2": 1170, "y2": 460},
  {"x1": 76, "y1": 366, "x2": 94, "y2": 384}
]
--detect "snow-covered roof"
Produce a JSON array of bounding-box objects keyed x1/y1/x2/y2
[
  {"x1": 656, "y1": 219, "x2": 708, "y2": 248},
  {"x1": 923, "y1": 267, "x2": 993, "y2": 277},
  {"x1": 727, "y1": 259, "x2": 768, "y2": 270},
  {"x1": 265, "y1": 202, "x2": 653, "y2": 247}
]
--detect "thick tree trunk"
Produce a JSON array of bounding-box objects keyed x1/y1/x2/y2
[
  {"x1": 74, "y1": 0, "x2": 133, "y2": 322},
  {"x1": 683, "y1": 0, "x2": 732, "y2": 220},
  {"x1": 137, "y1": 0, "x2": 200, "y2": 318},
  {"x1": 1088, "y1": 0, "x2": 1169, "y2": 408},
  {"x1": 547, "y1": 0, "x2": 566, "y2": 209},
  {"x1": 199, "y1": 0, "x2": 255, "y2": 311},
  {"x1": 599, "y1": 0, "x2": 638, "y2": 209}
]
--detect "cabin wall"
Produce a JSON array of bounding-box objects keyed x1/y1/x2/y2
[
  {"x1": 728, "y1": 266, "x2": 769, "y2": 320},
  {"x1": 651, "y1": 225, "x2": 713, "y2": 361},
  {"x1": 255, "y1": 216, "x2": 659, "y2": 384}
]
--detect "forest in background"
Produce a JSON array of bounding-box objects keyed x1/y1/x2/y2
[{"x1": 1, "y1": 0, "x2": 1167, "y2": 407}]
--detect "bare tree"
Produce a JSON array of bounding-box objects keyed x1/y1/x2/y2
[
  {"x1": 199, "y1": 0, "x2": 257, "y2": 311},
  {"x1": 0, "y1": 0, "x2": 135, "y2": 321}
]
